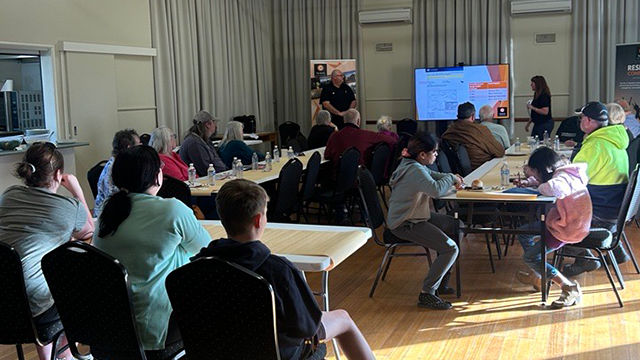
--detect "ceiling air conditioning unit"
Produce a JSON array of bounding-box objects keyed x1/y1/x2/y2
[
  {"x1": 359, "y1": 8, "x2": 412, "y2": 24},
  {"x1": 511, "y1": 0, "x2": 572, "y2": 16}
]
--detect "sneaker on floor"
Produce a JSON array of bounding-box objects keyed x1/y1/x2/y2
[
  {"x1": 516, "y1": 270, "x2": 541, "y2": 292},
  {"x1": 550, "y1": 281, "x2": 582, "y2": 309},
  {"x1": 418, "y1": 293, "x2": 452, "y2": 310},
  {"x1": 437, "y1": 272, "x2": 456, "y2": 295},
  {"x1": 561, "y1": 262, "x2": 600, "y2": 278}
]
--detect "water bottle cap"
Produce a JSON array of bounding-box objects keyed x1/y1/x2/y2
[{"x1": 189, "y1": 163, "x2": 194, "y2": 166}]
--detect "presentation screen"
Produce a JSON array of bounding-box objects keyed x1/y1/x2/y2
[{"x1": 414, "y1": 64, "x2": 510, "y2": 121}]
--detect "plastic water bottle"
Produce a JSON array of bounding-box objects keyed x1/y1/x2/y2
[
  {"x1": 231, "y1": 157, "x2": 238, "y2": 177},
  {"x1": 534, "y1": 135, "x2": 540, "y2": 149},
  {"x1": 188, "y1": 163, "x2": 196, "y2": 185},
  {"x1": 251, "y1": 152, "x2": 259, "y2": 171},
  {"x1": 207, "y1": 164, "x2": 216, "y2": 186},
  {"x1": 236, "y1": 159, "x2": 244, "y2": 179},
  {"x1": 287, "y1": 146, "x2": 294, "y2": 159},
  {"x1": 514, "y1": 137, "x2": 521, "y2": 152},
  {"x1": 265, "y1": 152, "x2": 272, "y2": 172},
  {"x1": 273, "y1": 146, "x2": 280, "y2": 162},
  {"x1": 543, "y1": 130, "x2": 550, "y2": 147},
  {"x1": 554, "y1": 135, "x2": 560, "y2": 151},
  {"x1": 500, "y1": 161, "x2": 510, "y2": 187}
]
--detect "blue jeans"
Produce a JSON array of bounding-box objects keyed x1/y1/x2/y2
[{"x1": 518, "y1": 222, "x2": 562, "y2": 278}]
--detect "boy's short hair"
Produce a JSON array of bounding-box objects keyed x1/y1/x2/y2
[{"x1": 216, "y1": 179, "x2": 268, "y2": 237}]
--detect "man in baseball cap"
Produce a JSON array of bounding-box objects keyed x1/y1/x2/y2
[{"x1": 562, "y1": 101, "x2": 631, "y2": 277}]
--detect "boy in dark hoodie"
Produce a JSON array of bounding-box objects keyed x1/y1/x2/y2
[{"x1": 193, "y1": 179, "x2": 375, "y2": 360}]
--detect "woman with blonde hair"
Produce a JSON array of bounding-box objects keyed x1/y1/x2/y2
[
  {"x1": 376, "y1": 115, "x2": 399, "y2": 141},
  {"x1": 607, "y1": 102, "x2": 634, "y2": 141},
  {"x1": 150, "y1": 125, "x2": 190, "y2": 181},
  {"x1": 219, "y1": 121, "x2": 264, "y2": 168}
]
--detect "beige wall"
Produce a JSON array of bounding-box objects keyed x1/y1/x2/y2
[{"x1": 0, "y1": 0, "x2": 156, "y2": 206}]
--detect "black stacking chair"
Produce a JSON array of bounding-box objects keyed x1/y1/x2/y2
[
  {"x1": 389, "y1": 133, "x2": 410, "y2": 176},
  {"x1": 140, "y1": 133, "x2": 151, "y2": 146},
  {"x1": 166, "y1": 256, "x2": 326, "y2": 360},
  {"x1": 286, "y1": 138, "x2": 303, "y2": 153},
  {"x1": 279, "y1": 121, "x2": 301, "y2": 146},
  {"x1": 627, "y1": 136, "x2": 640, "y2": 176},
  {"x1": 42, "y1": 241, "x2": 184, "y2": 359},
  {"x1": 368, "y1": 142, "x2": 391, "y2": 209},
  {"x1": 269, "y1": 158, "x2": 303, "y2": 222},
  {"x1": 554, "y1": 167, "x2": 640, "y2": 308},
  {"x1": 296, "y1": 133, "x2": 309, "y2": 152},
  {"x1": 357, "y1": 167, "x2": 433, "y2": 297},
  {"x1": 299, "y1": 151, "x2": 322, "y2": 223},
  {"x1": 87, "y1": 160, "x2": 108, "y2": 200},
  {"x1": 311, "y1": 147, "x2": 360, "y2": 224},
  {"x1": 0, "y1": 242, "x2": 67, "y2": 360},
  {"x1": 396, "y1": 118, "x2": 418, "y2": 135},
  {"x1": 157, "y1": 175, "x2": 192, "y2": 207},
  {"x1": 456, "y1": 145, "x2": 473, "y2": 177}
]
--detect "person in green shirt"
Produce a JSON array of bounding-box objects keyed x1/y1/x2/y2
[{"x1": 94, "y1": 145, "x2": 211, "y2": 352}]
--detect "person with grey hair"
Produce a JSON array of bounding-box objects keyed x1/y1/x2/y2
[
  {"x1": 319, "y1": 69, "x2": 357, "y2": 129},
  {"x1": 606, "y1": 102, "x2": 634, "y2": 141},
  {"x1": 180, "y1": 110, "x2": 227, "y2": 175},
  {"x1": 376, "y1": 115, "x2": 399, "y2": 142},
  {"x1": 308, "y1": 110, "x2": 337, "y2": 149},
  {"x1": 478, "y1": 105, "x2": 510, "y2": 149},
  {"x1": 616, "y1": 99, "x2": 640, "y2": 138},
  {"x1": 150, "y1": 125, "x2": 189, "y2": 181},
  {"x1": 219, "y1": 120, "x2": 264, "y2": 168}
]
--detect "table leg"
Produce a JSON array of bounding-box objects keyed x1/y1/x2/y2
[
  {"x1": 540, "y1": 213, "x2": 547, "y2": 304},
  {"x1": 321, "y1": 271, "x2": 341, "y2": 360},
  {"x1": 454, "y1": 211, "x2": 461, "y2": 298}
]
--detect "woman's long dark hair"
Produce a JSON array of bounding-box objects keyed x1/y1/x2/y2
[
  {"x1": 98, "y1": 146, "x2": 162, "y2": 237},
  {"x1": 527, "y1": 147, "x2": 564, "y2": 183},
  {"x1": 404, "y1": 132, "x2": 437, "y2": 160},
  {"x1": 531, "y1": 75, "x2": 551, "y2": 99}
]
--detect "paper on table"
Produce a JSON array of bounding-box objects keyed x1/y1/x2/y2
[
  {"x1": 456, "y1": 189, "x2": 538, "y2": 200},
  {"x1": 204, "y1": 225, "x2": 366, "y2": 270}
]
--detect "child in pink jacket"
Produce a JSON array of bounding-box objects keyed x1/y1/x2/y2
[{"x1": 515, "y1": 147, "x2": 592, "y2": 309}]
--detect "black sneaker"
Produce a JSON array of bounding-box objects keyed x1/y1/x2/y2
[
  {"x1": 437, "y1": 272, "x2": 456, "y2": 295},
  {"x1": 418, "y1": 293, "x2": 452, "y2": 310}
]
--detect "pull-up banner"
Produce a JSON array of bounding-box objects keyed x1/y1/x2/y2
[{"x1": 614, "y1": 43, "x2": 640, "y2": 118}]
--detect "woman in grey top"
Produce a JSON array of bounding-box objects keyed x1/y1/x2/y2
[
  {"x1": 387, "y1": 132, "x2": 463, "y2": 310},
  {"x1": 180, "y1": 110, "x2": 227, "y2": 175},
  {"x1": 0, "y1": 142, "x2": 94, "y2": 359}
]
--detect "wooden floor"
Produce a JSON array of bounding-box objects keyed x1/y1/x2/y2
[{"x1": 3, "y1": 224, "x2": 640, "y2": 359}]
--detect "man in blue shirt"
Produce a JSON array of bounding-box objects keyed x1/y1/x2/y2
[{"x1": 617, "y1": 100, "x2": 640, "y2": 138}]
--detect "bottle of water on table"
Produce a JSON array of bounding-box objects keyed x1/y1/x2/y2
[
  {"x1": 231, "y1": 157, "x2": 238, "y2": 177},
  {"x1": 188, "y1": 163, "x2": 196, "y2": 185},
  {"x1": 287, "y1": 146, "x2": 294, "y2": 159},
  {"x1": 274, "y1": 146, "x2": 280, "y2": 162},
  {"x1": 514, "y1": 137, "x2": 521, "y2": 152},
  {"x1": 500, "y1": 161, "x2": 510, "y2": 187},
  {"x1": 252, "y1": 152, "x2": 259, "y2": 171},
  {"x1": 543, "y1": 130, "x2": 550, "y2": 147},
  {"x1": 207, "y1": 163, "x2": 216, "y2": 186},
  {"x1": 554, "y1": 135, "x2": 560, "y2": 151},
  {"x1": 236, "y1": 159, "x2": 244, "y2": 179},
  {"x1": 265, "y1": 152, "x2": 272, "y2": 172}
]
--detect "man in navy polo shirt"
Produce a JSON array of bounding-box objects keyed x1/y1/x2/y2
[{"x1": 320, "y1": 69, "x2": 357, "y2": 129}]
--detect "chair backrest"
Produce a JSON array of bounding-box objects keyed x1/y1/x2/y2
[
  {"x1": 335, "y1": 147, "x2": 361, "y2": 193},
  {"x1": 436, "y1": 150, "x2": 452, "y2": 173},
  {"x1": 555, "y1": 116, "x2": 585, "y2": 143},
  {"x1": 286, "y1": 138, "x2": 302, "y2": 153},
  {"x1": 166, "y1": 257, "x2": 280, "y2": 360},
  {"x1": 0, "y1": 242, "x2": 38, "y2": 345},
  {"x1": 389, "y1": 134, "x2": 410, "y2": 176},
  {"x1": 456, "y1": 144, "x2": 473, "y2": 176},
  {"x1": 296, "y1": 133, "x2": 309, "y2": 152},
  {"x1": 368, "y1": 142, "x2": 391, "y2": 187},
  {"x1": 627, "y1": 136, "x2": 640, "y2": 175},
  {"x1": 357, "y1": 167, "x2": 386, "y2": 240},
  {"x1": 234, "y1": 115, "x2": 257, "y2": 134},
  {"x1": 396, "y1": 118, "x2": 417, "y2": 135},
  {"x1": 87, "y1": 160, "x2": 108, "y2": 200},
  {"x1": 157, "y1": 175, "x2": 192, "y2": 207},
  {"x1": 139, "y1": 133, "x2": 151, "y2": 146},
  {"x1": 301, "y1": 151, "x2": 321, "y2": 202},
  {"x1": 271, "y1": 158, "x2": 303, "y2": 222},
  {"x1": 612, "y1": 167, "x2": 640, "y2": 250},
  {"x1": 439, "y1": 139, "x2": 462, "y2": 175},
  {"x1": 278, "y1": 121, "x2": 301, "y2": 146},
  {"x1": 42, "y1": 242, "x2": 146, "y2": 359}
]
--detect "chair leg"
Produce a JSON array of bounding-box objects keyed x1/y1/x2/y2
[
  {"x1": 16, "y1": 344, "x2": 25, "y2": 360},
  {"x1": 485, "y1": 234, "x2": 496, "y2": 273},
  {"x1": 381, "y1": 247, "x2": 397, "y2": 281},
  {"x1": 425, "y1": 248, "x2": 433, "y2": 267},
  {"x1": 50, "y1": 332, "x2": 63, "y2": 360},
  {"x1": 370, "y1": 247, "x2": 393, "y2": 298},
  {"x1": 378, "y1": 187, "x2": 388, "y2": 210},
  {"x1": 598, "y1": 250, "x2": 624, "y2": 307},
  {"x1": 622, "y1": 231, "x2": 640, "y2": 274},
  {"x1": 493, "y1": 232, "x2": 502, "y2": 260},
  {"x1": 636, "y1": 218, "x2": 640, "y2": 228},
  {"x1": 608, "y1": 251, "x2": 625, "y2": 290}
]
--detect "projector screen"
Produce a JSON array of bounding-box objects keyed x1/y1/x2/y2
[{"x1": 414, "y1": 64, "x2": 510, "y2": 121}]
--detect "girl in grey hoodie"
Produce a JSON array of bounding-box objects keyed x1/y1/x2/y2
[{"x1": 387, "y1": 132, "x2": 463, "y2": 310}]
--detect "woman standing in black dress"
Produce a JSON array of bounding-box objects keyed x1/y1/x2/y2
[{"x1": 525, "y1": 75, "x2": 553, "y2": 139}]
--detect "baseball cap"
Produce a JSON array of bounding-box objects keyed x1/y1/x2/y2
[
  {"x1": 575, "y1": 101, "x2": 609, "y2": 122},
  {"x1": 193, "y1": 110, "x2": 218, "y2": 124}
]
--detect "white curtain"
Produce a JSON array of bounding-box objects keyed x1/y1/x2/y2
[
  {"x1": 412, "y1": 0, "x2": 512, "y2": 134},
  {"x1": 272, "y1": 0, "x2": 362, "y2": 135},
  {"x1": 569, "y1": 0, "x2": 640, "y2": 110},
  {"x1": 150, "y1": 0, "x2": 274, "y2": 138}
]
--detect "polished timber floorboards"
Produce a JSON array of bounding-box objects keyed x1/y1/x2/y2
[{"x1": 3, "y1": 225, "x2": 640, "y2": 359}]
